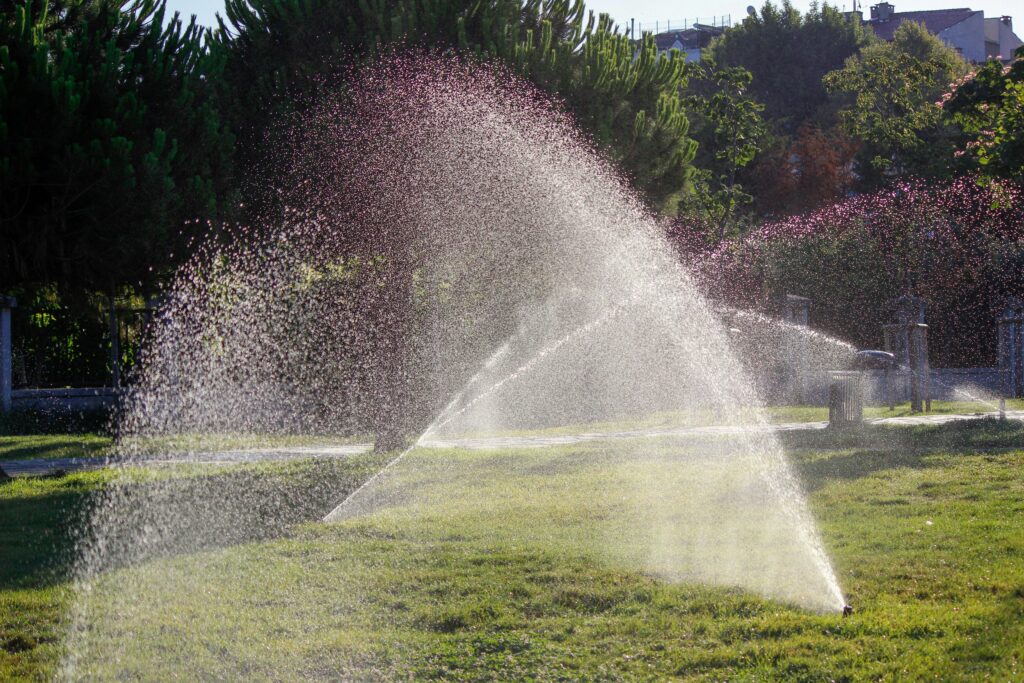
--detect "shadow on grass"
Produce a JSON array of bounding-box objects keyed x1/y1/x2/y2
[
  {"x1": 796, "y1": 449, "x2": 938, "y2": 492},
  {"x1": 0, "y1": 480, "x2": 93, "y2": 590},
  {"x1": 0, "y1": 437, "x2": 109, "y2": 463},
  {"x1": 780, "y1": 417, "x2": 1024, "y2": 453},
  {"x1": 0, "y1": 454, "x2": 389, "y2": 590},
  {"x1": 783, "y1": 418, "x2": 1024, "y2": 492}
]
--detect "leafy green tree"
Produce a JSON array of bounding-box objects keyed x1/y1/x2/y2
[
  {"x1": 944, "y1": 46, "x2": 1024, "y2": 182},
  {"x1": 212, "y1": 0, "x2": 696, "y2": 213},
  {"x1": 824, "y1": 20, "x2": 969, "y2": 185},
  {"x1": 683, "y1": 64, "x2": 766, "y2": 240},
  {"x1": 0, "y1": 0, "x2": 235, "y2": 295},
  {"x1": 709, "y1": 1, "x2": 871, "y2": 132}
]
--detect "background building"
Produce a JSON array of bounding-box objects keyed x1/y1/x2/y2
[{"x1": 864, "y1": 3, "x2": 1021, "y2": 62}]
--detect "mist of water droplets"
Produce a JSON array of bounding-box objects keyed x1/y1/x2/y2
[{"x1": 62, "y1": 56, "x2": 846, "y2": 679}]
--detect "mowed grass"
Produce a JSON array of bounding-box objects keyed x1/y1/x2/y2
[
  {"x1": 2, "y1": 400, "x2": 1020, "y2": 463},
  {"x1": 768, "y1": 398, "x2": 1024, "y2": 424},
  {"x1": 2, "y1": 421, "x2": 1024, "y2": 680}
]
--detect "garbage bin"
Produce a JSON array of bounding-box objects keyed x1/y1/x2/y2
[{"x1": 829, "y1": 371, "x2": 863, "y2": 427}]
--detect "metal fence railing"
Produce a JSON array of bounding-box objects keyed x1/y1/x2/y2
[{"x1": 9, "y1": 304, "x2": 151, "y2": 390}]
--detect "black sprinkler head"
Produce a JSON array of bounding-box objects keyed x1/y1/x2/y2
[{"x1": 842, "y1": 604, "x2": 854, "y2": 617}]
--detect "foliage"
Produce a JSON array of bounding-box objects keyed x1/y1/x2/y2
[
  {"x1": 690, "y1": 177, "x2": 1024, "y2": 366},
  {"x1": 0, "y1": 407, "x2": 110, "y2": 436},
  {"x1": 944, "y1": 46, "x2": 1024, "y2": 182},
  {"x1": 213, "y1": 0, "x2": 696, "y2": 213},
  {"x1": 709, "y1": 0, "x2": 871, "y2": 132},
  {"x1": 0, "y1": 0, "x2": 236, "y2": 295},
  {"x1": 825, "y1": 21, "x2": 969, "y2": 185},
  {"x1": 744, "y1": 124, "x2": 858, "y2": 216},
  {"x1": 707, "y1": 1, "x2": 869, "y2": 215},
  {"x1": 682, "y1": 64, "x2": 766, "y2": 240}
]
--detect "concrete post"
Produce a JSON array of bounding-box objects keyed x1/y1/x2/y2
[
  {"x1": 882, "y1": 324, "x2": 898, "y2": 408},
  {"x1": 885, "y1": 296, "x2": 929, "y2": 410},
  {"x1": 781, "y1": 295, "x2": 811, "y2": 404},
  {"x1": 998, "y1": 298, "x2": 1024, "y2": 398},
  {"x1": 109, "y1": 298, "x2": 121, "y2": 389},
  {"x1": 888, "y1": 321, "x2": 930, "y2": 412},
  {"x1": 907, "y1": 323, "x2": 928, "y2": 412},
  {"x1": 919, "y1": 324, "x2": 931, "y2": 411},
  {"x1": 1, "y1": 296, "x2": 15, "y2": 413}
]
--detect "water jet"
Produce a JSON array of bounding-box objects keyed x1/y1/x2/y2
[{"x1": 63, "y1": 57, "x2": 848, "y2": 679}]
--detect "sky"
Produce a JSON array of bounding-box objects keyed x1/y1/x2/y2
[{"x1": 166, "y1": 0, "x2": 1021, "y2": 34}]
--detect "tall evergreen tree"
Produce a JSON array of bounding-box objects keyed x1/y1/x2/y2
[
  {"x1": 0, "y1": 0, "x2": 235, "y2": 295},
  {"x1": 212, "y1": 0, "x2": 696, "y2": 213}
]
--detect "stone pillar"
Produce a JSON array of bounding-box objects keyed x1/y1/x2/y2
[
  {"x1": 1, "y1": 296, "x2": 15, "y2": 413},
  {"x1": 781, "y1": 294, "x2": 810, "y2": 327},
  {"x1": 781, "y1": 294, "x2": 811, "y2": 403},
  {"x1": 998, "y1": 298, "x2": 1024, "y2": 398},
  {"x1": 109, "y1": 298, "x2": 121, "y2": 389},
  {"x1": 884, "y1": 295, "x2": 930, "y2": 411}
]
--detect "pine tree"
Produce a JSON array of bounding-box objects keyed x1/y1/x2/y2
[
  {"x1": 0, "y1": 0, "x2": 235, "y2": 294},
  {"x1": 212, "y1": 0, "x2": 696, "y2": 213}
]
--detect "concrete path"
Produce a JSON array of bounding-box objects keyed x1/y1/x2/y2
[
  {"x1": 0, "y1": 444, "x2": 372, "y2": 479},
  {"x1": 419, "y1": 410, "x2": 1024, "y2": 450},
  {"x1": 3, "y1": 410, "x2": 1021, "y2": 479}
]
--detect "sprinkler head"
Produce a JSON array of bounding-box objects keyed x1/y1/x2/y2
[{"x1": 842, "y1": 604, "x2": 854, "y2": 617}]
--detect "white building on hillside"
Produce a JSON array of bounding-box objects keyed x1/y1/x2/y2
[{"x1": 864, "y1": 3, "x2": 1022, "y2": 63}]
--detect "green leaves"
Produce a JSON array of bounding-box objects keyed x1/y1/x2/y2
[
  {"x1": 214, "y1": 0, "x2": 696, "y2": 212},
  {"x1": 944, "y1": 47, "x2": 1024, "y2": 182},
  {"x1": 824, "y1": 21, "x2": 968, "y2": 184},
  {"x1": 1, "y1": 0, "x2": 236, "y2": 294},
  {"x1": 711, "y1": 0, "x2": 870, "y2": 131},
  {"x1": 682, "y1": 64, "x2": 766, "y2": 240}
]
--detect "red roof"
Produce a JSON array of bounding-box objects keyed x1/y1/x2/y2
[{"x1": 868, "y1": 8, "x2": 977, "y2": 41}]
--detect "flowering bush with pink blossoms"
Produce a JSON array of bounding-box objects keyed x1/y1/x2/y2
[{"x1": 685, "y1": 178, "x2": 1024, "y2": 366}]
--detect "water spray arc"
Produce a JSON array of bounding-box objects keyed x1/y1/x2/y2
[
  {"x1": 324, "y1": 336, "x2": 516, "y2": 522},
  {"x1": 326, "y1": 302, "x2": 629, "y2": 520},
  {"x1": 64, "y1": 56, "x2": 852, "y2": 679}
]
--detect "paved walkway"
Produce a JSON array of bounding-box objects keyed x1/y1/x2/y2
[
  {"x1": 419, "y1": 410, "x2": 1024, "y2": 450},
  {"x1": 3, "y1": 410, "x2": 1021, "y2": 478},
  {"x1": 0, "y1": 444, "x2": 371, "y2": 478}
]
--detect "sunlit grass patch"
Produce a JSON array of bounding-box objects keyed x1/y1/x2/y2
[{"x1": 3, "y1": 423, "x2": 1023, "y2": 680}]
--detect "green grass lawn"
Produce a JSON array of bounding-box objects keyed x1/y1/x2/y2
[
  {"x1": 766, "y1": 398, "x2": 1024, "y2": 424},
  {"x1": 3, "y1": 421, "x2": 1024, "y2": 680},
  {"x1": 432, "y1": 399, "x2": 1024, "y2": 440}
]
